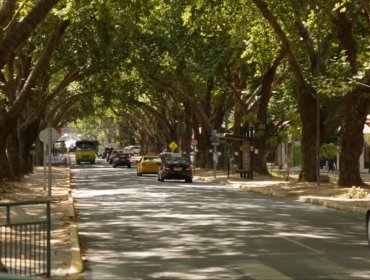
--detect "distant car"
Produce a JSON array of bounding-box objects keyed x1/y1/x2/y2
[
  {"x1": 108, "y1": 150, "x2": 121, "y2": 164},
  {"x1": 158, "y1": 157, "x2": 193, "y2": 183},
  {"x1": 112, "y1": 154, "x2": 131, "y2": 168},
  {"x1": 124, "y1": 145, "x2": 141, "y2": 155},
  {"x1": 136, "y1": 155, "x2": 161, "y2": 176}
]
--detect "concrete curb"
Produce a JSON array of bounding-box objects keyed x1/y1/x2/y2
[
  {"x1": 241, "y1": 185, "x2": 370, "y2": 214},
  {"x1": 298, "y1": 196, "x2": 370, "y2": 214},
  {"x1": 69, "y1": 220, "x2": 83, "y2": 274},
  {"x1": 66, "y1": 163, "x2": 84, "y2": 275}
]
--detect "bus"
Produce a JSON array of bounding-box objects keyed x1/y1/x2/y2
[{"x1": 75, "y1": 140, "x2": 96, "y2": 164}]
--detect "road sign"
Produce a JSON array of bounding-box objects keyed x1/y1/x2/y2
[
  {"x1": 39, "y1": 127, "x2": 60, "y2": 143},
  {"x1": 168, "y1": 141, "x2": 178, "y2": 151},
  {"x1": 39, "y1": 127, "x2": 60, "y2": 198}
]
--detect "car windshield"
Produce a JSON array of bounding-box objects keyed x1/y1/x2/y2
[
  {"x1": 75, "y1": 140, "x2": 97, "y2": 151},
  {"x1": 144, "y1": 157, "x2": 161, "y2": 162}
]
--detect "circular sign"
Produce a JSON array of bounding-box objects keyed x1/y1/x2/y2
[
  {"x1": 191, "y1": 139, "x2": 198, "y2": 146},
  {"x1": 39, "y1": 127, "x2": 60, "y2": 143}
]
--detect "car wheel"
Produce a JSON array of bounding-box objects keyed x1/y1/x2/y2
[
  {"x1": 113, "y1": 164, "x2": 117, "y2": 168},
  {"x1": 185, "y1": 178, "x2": 192, "y2": 183},
  {"x1": 127, "y1": 164, "x2": 131, "y2": 168},
  {"x1": 367, "y1": 212, "x2": 370, "y2": 246}
]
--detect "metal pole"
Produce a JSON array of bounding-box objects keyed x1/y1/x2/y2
[
  {"x1": 192, "y1": 145, "x2": 196, "y2": 176},
  {"x1": 43, "y1": 143, "x2": 46, "y2": 190},
  {"x1": 213, "y1": 144, "x2": 218, "y2": 178},
  {"x1": 48, "y1": 127, "x2": 52, "y2": 197},
  {"x1": 46, "y1": 201, "x2": 51, "y2": 277},
  {"x1": 316, "y1": 93, "x2": 320, "y2": 186}
]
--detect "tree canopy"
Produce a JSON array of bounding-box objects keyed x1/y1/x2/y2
[{"x1": 1, "y1": 0, "x2": 370, "y2": 186}]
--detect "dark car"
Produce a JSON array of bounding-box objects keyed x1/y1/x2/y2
[
  {"x1": 107, "y1": 149, "x2": 119, "y2": 164},
  {"x1": 112, "y1": 154, "x2": 131, "y2": 168},
  {"x1": 158, "y1": 157, "x2": 193, "y2": 183}
]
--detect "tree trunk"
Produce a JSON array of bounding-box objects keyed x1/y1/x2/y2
[
  {"x1": 233, "y1": 85, "x2": 243, "y2": 164},
  {"x1": 0, "y1": 137, "x2": 11, "y2": 180},
  {"x1": 35, "y1": 138, "x2": 44, "y2": 166},
  {"x1": 20, "y1": 119, "x2": 41, "y2": 174},
  {"x1": 0, "y1": 0, "x2": 59, "y2": 68},
  {"x1": 299, "y1": 87, "x2": 318, "y2": 182},
  {"x1": 253, "y1": 51, "x2": 285, "y2": 174},
  {"x1": 253, "y1": 141, "x2": 270, "y2": 174},
  {"x1": 6, "y1": 130, "x2": 22, "y2": 181},
  {"x1": 338, "y1": 98, "x2": 369, "y2": 186},
  {"x1": 0, "y1": 0, "x2": 16, "y2": 28},
  {"x1": 183, "y1": 101, "x2": 193, "y2": 159},
  {"x1": 198, "y1": 132, "x2": 212, "y2": 169},
  {"x1": 251, "y1": 0, "x2": 323, "y2": 182}
]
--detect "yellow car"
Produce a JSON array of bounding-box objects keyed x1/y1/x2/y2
[{"x1": 136, "y1": 155, "x2": 161, "y2": 176}]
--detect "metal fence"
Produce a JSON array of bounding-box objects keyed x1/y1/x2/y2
[{"x1": 0, "y1": 200, "x2": 51, "y2": 277}]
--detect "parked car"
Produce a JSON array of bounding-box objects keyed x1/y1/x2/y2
[
  {"x1": 136, "y1": 155, "x2": 161, "y2": 176},
  {"x1": 158, "y1": 157, "x2": 193, "y2": 183},
  {"x1": 124, "y1": 145, "x2": 141, "y2": 155},
  {"x1": 109, "y1": 150, "x2": 123, "y2": 164},
  {"x1": 112, "y1": 154, "x2": 131, "y2": 168}
]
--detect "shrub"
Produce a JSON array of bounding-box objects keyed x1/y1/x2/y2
[{"x1": 344, "y1": 187, "x2": 369, "y2": 199}]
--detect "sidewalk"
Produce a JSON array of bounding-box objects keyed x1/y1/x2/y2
[
  {"x1": 194, "y1": 168, "x2": 370, "y2": 214},
  {"x1": 0, "y1": 166, "x2": 82, "y2": 279}
]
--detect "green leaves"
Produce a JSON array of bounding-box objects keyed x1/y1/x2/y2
[{"x1": 320, "y1": 143, "x2": 340, "y2": 159}]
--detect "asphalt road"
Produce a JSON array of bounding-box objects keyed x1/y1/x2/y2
[{"x1": 71, "y1": 157, "x2": 370, "y2": 280}]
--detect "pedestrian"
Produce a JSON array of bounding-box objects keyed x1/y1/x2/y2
[{"x1": 328, "y1": 158, "x2": 334, "y2": 172}]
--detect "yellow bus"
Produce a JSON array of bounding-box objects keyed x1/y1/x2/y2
[{"x1": 75, "y1": 140, "x2": 96, "y2": 164}]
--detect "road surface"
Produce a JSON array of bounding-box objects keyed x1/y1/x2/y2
[{"x1": 71, "y1": 157, "x2": 370, "y2": 279}]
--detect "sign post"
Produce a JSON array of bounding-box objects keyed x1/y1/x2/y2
[
  {"x1": 212, "y1": 143, "x2": 219, "y2": 178},
  {"x1": 39, "y1": 127, "x2": 60, "y2": 197},
  {"x1": 210, "y1": 130, "x2": 220, "y2": 178},
  {"x1": 191, "y1": 139, "x2": 198, "y2": 175}
]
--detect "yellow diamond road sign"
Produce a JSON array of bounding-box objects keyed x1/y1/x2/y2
[{"x1": 168, "y1": 141, "x2": 178, "y2": 151}]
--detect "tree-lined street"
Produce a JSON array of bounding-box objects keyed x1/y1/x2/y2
[
  {"x1": 72, "y1": 158, "x2": 370, "y2": 279},
  {"x1": 3, "y1": 1, "x2": 370, "y2": 278},
  {"x1": 1, "y1": 1, "x2": 370, "y2": 186}
]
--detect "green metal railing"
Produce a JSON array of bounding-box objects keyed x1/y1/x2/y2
[{"x1": 0, "y1": 200, "x2": 51, "y2": 278}]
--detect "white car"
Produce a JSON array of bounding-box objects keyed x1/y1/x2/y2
[{"x1": 124, "y1": 145, "x2": 141, "y2": 154}]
